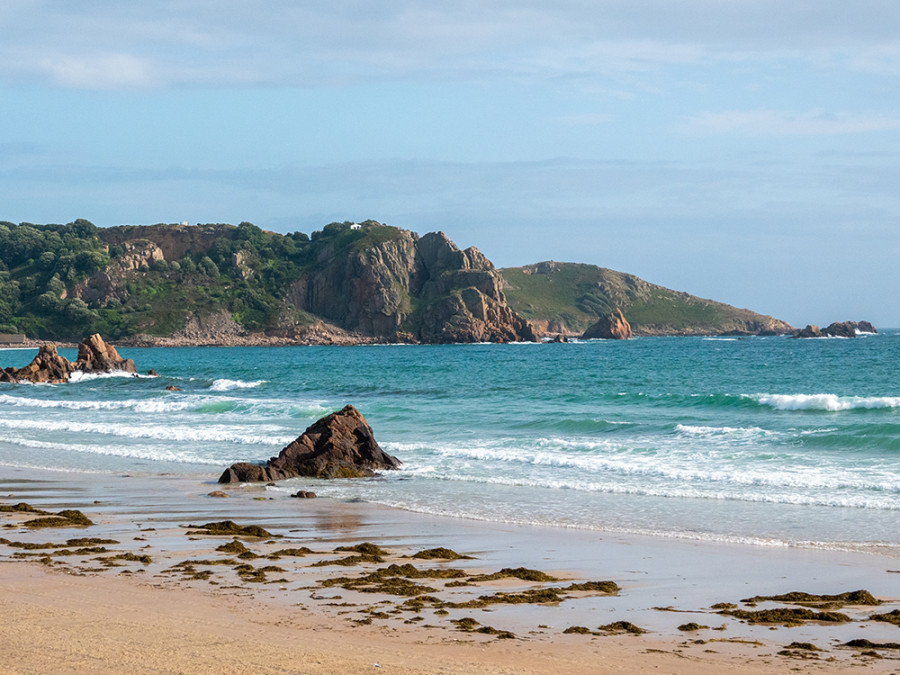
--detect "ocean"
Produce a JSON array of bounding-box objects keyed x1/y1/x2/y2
[{"x1": 1, "y1": 333, "x2": 898, "y2": 554}]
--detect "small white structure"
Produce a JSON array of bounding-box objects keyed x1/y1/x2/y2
[
  {"x1": 350, "y1": 223, "x2": 361, "y2": 230},
  {"x1": 181, "y1": 221, "x2": 189, "y2": 227}
]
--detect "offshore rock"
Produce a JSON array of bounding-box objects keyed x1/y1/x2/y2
[
  {"x1": 795, "y1": 321, "x2": 876, "y2": 338},
  {"x1": 74, "y1": 333, "x2": 137, "y2": 375},
  {"x1": 219, "y1": 405, "x2": 400, "y2": 483},
  {"x1": 1, "y1": 345, "x2": 73, "y2": 384},
  {"x1": 582, "y1": 309, "x2": 633, "y2": 340},
  {"x1": 0, "y1": 334, "x2": 136, "y2": 383}
]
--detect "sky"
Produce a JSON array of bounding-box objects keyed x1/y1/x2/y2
[{"x1": 1, "y1": 1, "x2": 898, "y2": 326}]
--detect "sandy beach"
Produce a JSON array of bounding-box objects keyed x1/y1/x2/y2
[{"x1": 1, "y1": 466, "x2": 898, "y2": 674}]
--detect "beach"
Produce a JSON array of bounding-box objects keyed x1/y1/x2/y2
[{"x1": 2, "y1": 466, "x2": 898, "y2": 674}]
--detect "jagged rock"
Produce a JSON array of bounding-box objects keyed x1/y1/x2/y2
[
  {"x1": 165, "y1": 385, "x2": 180, "y2": 391},
  {"x1": 219, "y1": 405, "x2": 400, "y2": 483},
  {"x1": 853, "y1": 321, "x2": 877, "y2": 334},
  {"x1": 582, "y1": 309, "x2": 633, "y2": 340},
  {"x1": 285, "y1": 226, "x2": 536, "y2": 344},
  {"x1": 0, "y1": 334, "x2": 137, "y2": 383},
  {"x1": 74, "y1": 334, "x2": 137, "y2": 374},
  {"x1": 796, "y1": 325, "x2": 823, "y2": 338},
  {"x1": 822, "y1": 321, "x2": 856, "y2": 338},
  {"x1": 2, "y1": 345, "x2": 73, "y2": 384},
  {"x1": 548, "y1": 334, "x2": 569, "y2": 343},
  {"x1": 796, "y1": 321, "x2": 876, "y2": 338},
  {"x1": 290, "y1": 491, "x2": 317, "y2": 499}
]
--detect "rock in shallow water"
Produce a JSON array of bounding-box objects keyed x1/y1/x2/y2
[{"x1": 218, "y1": 405, "x2": 401, "y2": 483}]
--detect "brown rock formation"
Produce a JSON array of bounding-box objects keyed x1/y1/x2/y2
[
  {"x1": 219, "y1": 405, "x2": 400, "y2": 483},
  {"x1": 795, "y1": 321, "x2": 877, "y2": 338},
  {"x1": 582, "y1": 309, "x2": 633, "y2": 340},
  {"x1": 0, "y1": 345, "x2": 73, "y2": 384},
  {"x1": 74, "y1": 334, "x2": 137, "y2": 375},
  {"x1": 286, "y1": 227, "x2": 536, "y2": 343},
  {"x1": 0, "y1": 334, "x2": 136, "y2": 383}
]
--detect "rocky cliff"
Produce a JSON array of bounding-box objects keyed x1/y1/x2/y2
[{"x1": 287, "y1": 227, "x2": 536, "y2": 343}]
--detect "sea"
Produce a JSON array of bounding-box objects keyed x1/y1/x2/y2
[{"x1": 1, "y1": 333, "x2": 898, "y2": 554}]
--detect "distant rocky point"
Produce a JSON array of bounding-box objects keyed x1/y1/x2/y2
[
  {"x1": 219, "y1": 405, "x2": 400, "y2": 483},
  {"x1": 0, "y1": 333, "x2": 137, "y2": 383},
  {"x1": 582, "y1": 309, "x2": 633, "y2": 340},
  {"x1": 795, "y1": 321, "x2": 877, "y2": 339}
]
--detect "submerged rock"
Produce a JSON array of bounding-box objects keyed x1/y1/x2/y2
[
  {"x1": 219, "y1": 405, "x2": 400, "y2": 483},
  {"x1": 582, "y1": 309, "x2": 633, "y2": 340}
]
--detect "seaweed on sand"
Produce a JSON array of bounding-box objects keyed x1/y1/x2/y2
[
  {"x1": 869, "y1": 609, "x2": 900, "y2": 626},
  {"x1": 334, "y1": 543, "x2": 389, "y2": 556},
  {"x1": 451, "y1": 617, "x2": 515, "y2": 639},
  {"x1": 741, "y1": 590, "x2": 880, "y2": 608},
  {"x1": 720, "y1": 607, "x2": 851, "y2": 626},
  {"x1": 843, "y1": 639, "x2": 900, "y2": 650},
  {"x1": 411, "y1": 547, "x2": 473, "y2": 560},
  {"x1": 185, "y1": 521, "x2": 274, "y2": 538},
  {"x1": 597, "y1": 621, "x2": 647, "y2": 635},
  {"x1": 23, "y1": 510, "x2": 94, "y2": 529}
]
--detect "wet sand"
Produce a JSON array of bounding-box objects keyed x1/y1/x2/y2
[{"x1": 1, "y1": 465, "x2": 898, "y2": 673}]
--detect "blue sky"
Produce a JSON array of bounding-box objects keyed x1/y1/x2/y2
[{"x1": 1, "y1": 1, "x2": 898, "y2": 326}]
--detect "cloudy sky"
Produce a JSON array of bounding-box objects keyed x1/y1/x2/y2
[{"x1": 1, "y1": 1, "x2": 898, "y2": 325}]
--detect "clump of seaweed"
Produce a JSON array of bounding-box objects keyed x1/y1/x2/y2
[
  {"x1": 217, "y1": 539, "x2": 251, "y2": 555},
  {"x1": 311, "y1": 553, "x2": 385, "y2": 567},
  {"x1": 677, "y1": 623, "x2": 709, "y2": 632},
  {"x1": 0, "y1": 503, "x2": 49, "y2": 514},
  {"x1": 411, "y1": 547, "x2": 473, "y2": 560},
  {"x1": 23, "y1": 510, "x2": 94, "y2": 529},
  {"x1": 98, "y1": 553, "x2": 152, "y2": 565},
  {"x1": 234, "y1": 563, "x2": 286, "y2": 583},
  {"x1": 720, "y1": 607, "x2": 851, "y2": 626},
  {"x1": 869, "y1": 609, "x2": 900, "y2": 626},
  {"x1": 185, "y1": 521, "x2": 274, "y2": 538},
  {"x1": 741, "y1": 590, "x2": 880, "y2": 608},
  {"x1": 844, "y1": 639, "x2": 900, "y2": 650},
  {"x1": 466, "y1": 567, "x2": 557, "y2": 583},
  {"x1": 66, "y1": 537, "x2": 118, "y2": 546},
  {"x1": 784, "y1": 642, "x2": 822, "y2": 651},
  {"x1": 267, "y1": 547, "x2": 313, "y2": 559},
  {"x1": 451, "y1": 617, "x2": 515, "y2": 639},
  {"x1": 0, "y1": 539, "x2": 57, "y2": 550},
  {"x1": 563, "y1": 626, "x2": 593, "y2": 635},
  {"x1": 449, "y1": 588, "x2": 566, "y2": 608},
  {"x1": 334, "y1": 542, "x2": 389, "y2": 556},
  {"x1": 597, "y1": 621, "x2": 647, "y2": 635},
  {"x1": 562, "y1": 581, "x2": 619, "y2": 595},
  {"x1": 710, "y1": 602, "x2": 737, "y2": 610}
]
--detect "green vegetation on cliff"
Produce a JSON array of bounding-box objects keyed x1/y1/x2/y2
[
  {"x1": 0, "y1": 220, "x2": 790, "y2": 342},
  {"x1": 499, "y1": 262, "x2": 791, "y2": 336}
]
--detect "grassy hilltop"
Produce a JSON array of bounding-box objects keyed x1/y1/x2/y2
[{"x1": 499, "y1": 262, "x2": 792, "y2": 336}]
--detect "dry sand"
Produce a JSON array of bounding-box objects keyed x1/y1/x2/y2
[{"x1": 0, "y1": 467, "x2": 898, "y2": 674}]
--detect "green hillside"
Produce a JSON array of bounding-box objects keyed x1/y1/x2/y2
[{"x1": 499, "y1": 262, "x2": 791, "y2": 336}]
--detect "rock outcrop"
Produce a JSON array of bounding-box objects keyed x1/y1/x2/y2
[
  {"x1": 0, "y1": 334, "x2": 136, "y2": 383},
  {"x1": 795, "y1": 321, "x2": 877, "y2": 338},
  {"x1": 0, "y1": 344, "x2": 73, "y2": 383},
  {"x1": 286, "y1": 227, "x2": 536, "y2": 343},
  {"x1": 74, "y1": 333, "x2": 137, "y2": 374},
  {"x1": 219, "y1": 405, "x2": 400, "y2": 483},
  {"x1": 582, "y1": 309, "x2": 633, "y2": 340}
]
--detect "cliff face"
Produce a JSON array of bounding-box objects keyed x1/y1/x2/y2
[
  {"x1": 100, "y1": 224, "x2": 237, "y2": 260},
  {"x1": 287, "y1": 229, "x2": 536, "y2": 343}
]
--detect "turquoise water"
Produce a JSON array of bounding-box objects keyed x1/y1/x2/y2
[{"x1": 1, "y1": 334, "x2": 898, "y2": 550}]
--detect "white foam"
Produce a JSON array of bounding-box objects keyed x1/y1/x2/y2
[
  {"x1": 209, "y1": 378, "x2": 266, "y2": 391},
  {"x1": 754, "y1": 393, "x2": 900, "y2": 411},
  {"x1": 0, "y1": 393, "x2": 197, "y2": 413},
  {"x1": 68, "y1": 370, "x2": 140, "y2": 383},
  {"x1": 0, "y1": 435, "x2": 227, "y2": 465},
  {"x1": 0, "y1": 417, "x2": 293, "y2": 446}
]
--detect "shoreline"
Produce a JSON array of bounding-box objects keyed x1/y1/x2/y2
[{"x1": 1, "y1": 465, "x2": 898, "y2": 673}]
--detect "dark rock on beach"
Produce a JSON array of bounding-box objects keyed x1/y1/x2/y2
[
  {"x1": 219, "y1": 405, "x2": 400, "y2": 483},
  {"x1": 74, "y1": 333, "x2": 137, "y2": 375},
  {"x1": 582, "y1": 309, "x2": 633, "y2": 340}
]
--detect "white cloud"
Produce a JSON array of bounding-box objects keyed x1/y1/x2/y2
[
  {"x1": 37, "y1": 53, "x2": 159, "y2": 89},
  {"x1": 680, "y1": 110, "x2": 900, "y2": 136}
]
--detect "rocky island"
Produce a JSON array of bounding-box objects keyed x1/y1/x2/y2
[{"x1": 0, "y1": 333, "x2": 137, "y2": 383}]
